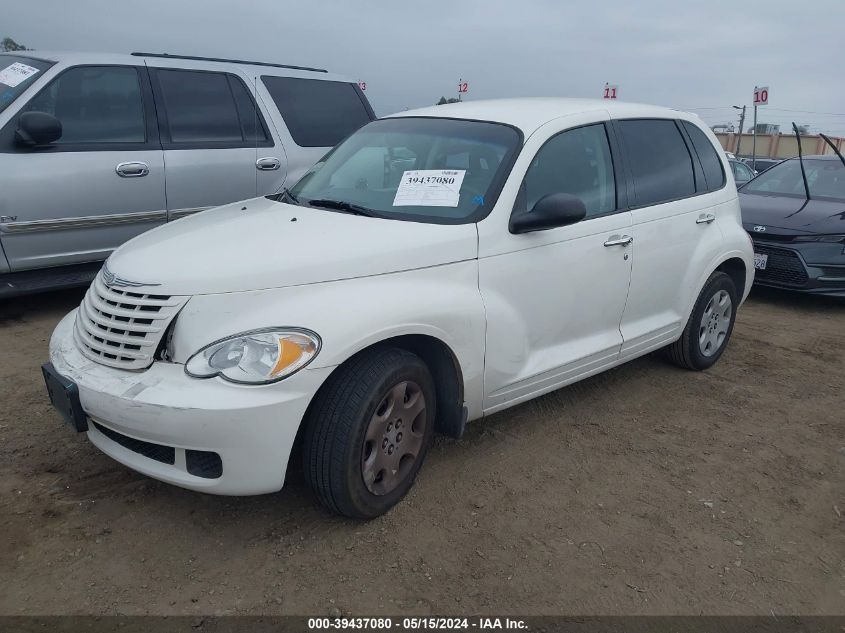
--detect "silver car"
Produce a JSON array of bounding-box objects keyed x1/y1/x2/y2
[{"x1": 0, "y1": 51, "x2": 375, "y2": 296}]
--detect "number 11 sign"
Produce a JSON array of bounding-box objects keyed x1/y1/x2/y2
[{"x1": 603, "y1": 84, "x2": 618, "y2": 99}]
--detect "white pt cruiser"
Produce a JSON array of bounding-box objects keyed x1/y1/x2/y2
[{"x1": 45, "y1": 99, "x2": 754, "y2": 518}]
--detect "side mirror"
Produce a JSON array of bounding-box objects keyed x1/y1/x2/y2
[
  {"x1": 509, "y1": 192, "x2": 587, "y2": 234},
  {"x1": 15, "y1": 112, "x2": 62, "y2": 147}
]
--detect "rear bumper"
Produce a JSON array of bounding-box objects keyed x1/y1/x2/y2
[
  {"x1": 48, "y1": 310, "x2": 333, "y2": 495},
  {"x1": 751, "y1": 240, "x2": 845, "y2": 297}
]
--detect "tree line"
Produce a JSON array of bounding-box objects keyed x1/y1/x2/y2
[{"x1": 2, "y1": 37, "x2": 28, "y2": 52}]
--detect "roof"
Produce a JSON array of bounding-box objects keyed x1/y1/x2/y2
[
  {"x1": 0, "y1": 50, "x2": 349, "y2": 82},
  {"x1": 386, "y1": 97, "x2": 695, "y2": 137}
]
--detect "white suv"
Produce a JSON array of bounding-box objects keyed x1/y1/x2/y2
[{"x1": 44, "y1": 98, "x2": 754, "y2": 518}]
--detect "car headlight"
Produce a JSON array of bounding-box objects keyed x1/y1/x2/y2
[
  {"x1": 185, "y1": 328, "x2": 321, "y2": 384},
  {"x1": 793, "y1": 234, "x2": 845, "y2": 243}
]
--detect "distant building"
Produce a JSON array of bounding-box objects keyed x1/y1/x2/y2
[
  {"x1": 715, "y1": 130, "x2": 845, "y2": 160},
  {"x1": 751, "y1": 123, "x2": 780, "y2": 135}
]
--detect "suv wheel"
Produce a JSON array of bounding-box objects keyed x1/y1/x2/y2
[
  {"x1": 303, "y1": 347, "x2": 436, "y2": 519},
  {"x1": 665, "y1": 271, "x2": 738, "y2": 370}
]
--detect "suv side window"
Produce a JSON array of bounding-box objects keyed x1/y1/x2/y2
[
  {"x1": 618, "y1": 119, "x2": 696, "y2": 206},
  {"x1": 517, "y1": 123, "x2": 616, "y2": 217},
  {"x1": 261, "y1": 76, "x2": 373, "y2": 147},
  {"x1": 22, "y1": 65, "x2": 145, "y2": 144},
  {"x1": 682, "y1": 121, "x2": 725, "y2": 191},
  {"x1": 154, "y1": 68, "x2": 269, "y2": 145}
]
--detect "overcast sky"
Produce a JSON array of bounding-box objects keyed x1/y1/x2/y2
[{"x1": 7, "y1": 0, "x2": 845, "y2": 134}]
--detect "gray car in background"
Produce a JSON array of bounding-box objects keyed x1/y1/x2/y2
[
  {"x1": 0, "y1": 51, "x2": 375, "y2": 297},
  {"x1": 728, "y1": 158, "x2": 755, "y2": 186}
]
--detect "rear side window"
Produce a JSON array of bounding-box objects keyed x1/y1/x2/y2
[
  {"x1": 682, "y1": 121, "x2": 725, "y2": 191},
  {"x1": 155, "y1": 69, "x2": 267, "y2": 145},
  {"x1": 262, "y1": 76, "x2": 372, "y2": 147},
  {"x1": 23, "y1": 65, "x2": 145, "y2": 143},
  {"x1": 618, "y1": 119, "x2": 695, "y2": 206}
]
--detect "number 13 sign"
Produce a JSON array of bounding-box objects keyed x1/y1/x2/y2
[{"x1": 753, "y1": 86, "x2": 769, "y2": 106}]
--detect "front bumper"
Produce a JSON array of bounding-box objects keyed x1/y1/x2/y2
[
  {"x1": 48, "y1": 310, "x2": 333, "y2": 495},
  {"x1": 751, "y1": 239, "x2": 845, "y2": 297}
]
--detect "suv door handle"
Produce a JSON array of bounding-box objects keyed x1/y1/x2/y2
[
  {"x1": 603, "y1": 235, "x2": 634, "y2": 247},
  {"x1": 115, "y1": 162, "x2": 149, "y2": 178},
  {"x1": 696, "y1": 213, "x2": 716, "y2": 224},
  {"x1": 256, "y1": 157, "x2": 281, "y2": 171}
]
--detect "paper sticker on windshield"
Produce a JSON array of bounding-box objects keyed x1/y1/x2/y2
[
  {"x1": 393, "y1": 170, "x2": 466, "y2": 207},
  {"x1": 0, "y1": 62, "x2": 40, "y2": 88}
]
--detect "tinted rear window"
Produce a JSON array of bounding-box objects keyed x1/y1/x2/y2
[
  {"x1": 682, "y1": 121, "x2": 725, "y2": 191},
  {"x1": 156, "y1": 69, "x2": 242, "y2": 143},
  {"x1": 262, "y1": 76, "x2": 372, "y2": 147},
  {"x1": 618, "y1": 119, "x2": 696, "y2": 206}
]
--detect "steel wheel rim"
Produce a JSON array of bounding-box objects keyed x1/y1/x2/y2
[
  {"x1": 361, "y1": 380, "x2": 427, "y2": 496},
  {"x1": 698, "y1": 290, "x2": 732, "y2": 357}
]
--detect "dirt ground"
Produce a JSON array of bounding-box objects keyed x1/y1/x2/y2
[{"x1": 0, "y1": 286, "x2": 842, "y2": 616}]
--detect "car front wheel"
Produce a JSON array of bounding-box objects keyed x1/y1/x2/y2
[{"x1": 303, "y1": 347, "x2": 436, "y2": 519}]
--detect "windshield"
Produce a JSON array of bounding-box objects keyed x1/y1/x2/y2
[
  {"x1": 0, "y1": 55, "x2": 53, "y2": 115},
  {"x1": 741, "y1": 158, "x2": 845, "y2": 201},
  {"x1": 287, "y1": 117, "x2": 522, "y2": 224}
]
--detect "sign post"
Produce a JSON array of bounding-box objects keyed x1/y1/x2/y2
[
  {"x1": 458, "y1": 78, "x2": 468, "y2": 102},
  {"x1": 752, "y1": 86, "x2": 769, "y2": 171},
  {"x1": 603, "y1": 83, "x2": 618, "y2": 100}
]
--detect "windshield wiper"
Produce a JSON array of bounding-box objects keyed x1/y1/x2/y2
[
  {"x1": 267, "y1": 189, "x2": 301, "y2": 205},
  {"x1": 280, "y1": 189, "x2": 300, "y2": 204},
  {"x1": 792, "y1": 122, "x2": 811, "y2": 201},
  {"x1": 306, "y1": 198, "x2": 379, "y2": 217}
]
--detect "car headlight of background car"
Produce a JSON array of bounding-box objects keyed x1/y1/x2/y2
[
  {"x1": 185, "y1": 328, "x2": 321, "y2": 384},
  {"x1": 792, "y1": 235, "x2": 845, "y2": 254},
  {"x1": 793, "y1": 234, "x2": 845, "y2": 243}
]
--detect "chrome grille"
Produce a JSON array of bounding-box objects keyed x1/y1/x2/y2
[{"x1": 74, "y1": 274, "x2": 188, "y2": 370}]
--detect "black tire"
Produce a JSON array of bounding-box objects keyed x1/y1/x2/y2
[
  {"x1": 665, "y1": 271, "x2": 738, "y2": 371},
  {"x1": 302, "y1": 347, "x2": 436, "y2": 519}
]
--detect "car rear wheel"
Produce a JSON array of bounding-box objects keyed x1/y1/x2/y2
[
  {"x1": 665, "y1": 271, "x2": 738, "y2": 370},
  {"x1": 302, "y1": 347, "x2": 436, "y2": 519}
]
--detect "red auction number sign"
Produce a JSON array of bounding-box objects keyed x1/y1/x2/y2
[
  {"x1": 753, "y1": 86, "x2": 769, "y2": 106},
  {"x1": 358, "y1": 80, "x2": 366, "y2": 91},
  {"x1": 458, "y1": 81, "x2": 468, "y2": 94},
  {"x1": 603, "y1": 84, "x2": 618, "y2": 99}
]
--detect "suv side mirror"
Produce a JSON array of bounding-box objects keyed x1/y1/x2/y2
[
  {"x1": 510, "y1": 193, "x2": 587, "y2": 234},
  {"x1": 15, "y1": 112, "x2": 62, "y2": 147}
]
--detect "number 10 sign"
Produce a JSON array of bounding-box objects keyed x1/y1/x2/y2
[{"x1": 753, "y1": 86, "x2": 769, "y2": 106}]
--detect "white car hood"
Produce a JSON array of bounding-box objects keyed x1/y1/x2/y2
[{"x1": 106, "y1": 198, "x2": 478, "y2": 296}]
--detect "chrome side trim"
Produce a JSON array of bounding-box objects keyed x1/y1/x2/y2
[
  {"x1": 168, "y1": 207, "x2": 210, "y2": 220},
  {"x1": 0, "y1": 210, "x2": 167, "y2": 234}
]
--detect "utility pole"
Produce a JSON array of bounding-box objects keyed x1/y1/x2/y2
[
  {"x1": 752, "y1": 86, "x2": 758, "y2": 171},
  {"x1": 732, "y1": 105, "x2": 746, "y2": 157}
]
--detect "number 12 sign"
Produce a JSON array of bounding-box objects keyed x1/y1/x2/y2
[
  {"x1": 753, "y1": 86, "x2": 769, "y2": 106},
  {"x1": 603, "y1": 84, "x2": 618, "y2": 99}
]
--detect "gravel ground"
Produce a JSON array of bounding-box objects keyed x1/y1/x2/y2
[{"x1": 0, "y1": 286, "x2": 843, "y2": 615}]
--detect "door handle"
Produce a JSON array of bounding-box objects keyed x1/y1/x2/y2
[
  {"x1": 603, "y1": 234, "x2": 634, "y2": 247},
  {"x1": 696, "y1": 213, "x2": 716, "y2": 224},
  {"x1": 256, "y1": 157, "x2": 281, "y2": 171},
  {"x1": 115, "y1": 162, "x2": 149, "y2": 178}
]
